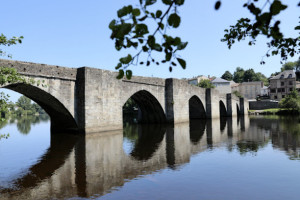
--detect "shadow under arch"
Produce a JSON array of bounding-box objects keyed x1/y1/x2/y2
[
  {"x1": 4, "y1": 83, "x2": 78, "y2": 133},
  {"x1": 124, "y1": 124, "x2": 166, "y2": 161},
  {"x1": 190, "y1": 119, "x2": 206, "y2": 144},
  {"x1": 219, "y1": 100, "x2": 227, "y2": 117},
  {"x1": 236, "y1": 103, "x2": 240, "y2": 115},
  {"x1": 189, "y1": 95, "x2": 206, "y2": 119},
  {"x1": 123, "y1": 90, "x2": 166, "y2": 124}
]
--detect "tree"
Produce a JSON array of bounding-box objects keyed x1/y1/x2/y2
[
  {"x1": 221, "y1": 71, "x2": 233, "y2": 81},
  {"x1": 197, "y1": 79, "x2": 215, "y2": 89},
  {"x1": 111, "y1": 0, "x2": 300, "y2": 78},
  {"x1": 16, "y1": 96, "x2": 32, "y2": 111},
  {"x1": 256, "y1": 72, "x2": 269, "y2": 86},
  {"x1": 281, "y1": 61, "x2": 297, "y2": 72},
  {"x1": 0, "y1": 33, "x2": 24, "y2": 139},
  {"x1": 243, "y1": 68, "x2": 258, "y2": 82},
  {"x1": 279, "y1": 90, "x2": 300, "y2": 111},
  {"x1": 233, "y1": 67, "x2": 245, "y2": 83}
]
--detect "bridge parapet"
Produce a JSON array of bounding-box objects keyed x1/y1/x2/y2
[{"x1": 0, "y1": 59, "x2": 77, "y2": 80}]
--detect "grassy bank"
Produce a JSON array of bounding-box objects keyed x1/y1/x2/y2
[{"x1": 249, "y1": 108, "x2": 299, "y2": 115}]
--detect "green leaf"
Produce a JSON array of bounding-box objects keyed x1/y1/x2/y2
[
  {"x1": 115, "y1": 63, "x2": 122, "y2": 69},
  {"x1": 270, "y1": 0, "x2": 287, "y2": 15},
  {"x1": 119, "y1": 54, "x2": 132, "y2": 64},
  {"x1": 145, "y1": 0, "x2": 157, "y2": 6},
  {"x1": 177, "y1": 58, "x2": 186, "y2": 69},
  {"x1": 215, "y1": 1, "x2": 221, "y2": 10},
  {"x1": 109, "y1": 20, "x2": 116, "y2": 29},
  {"x1": 162, "y1": 0, "x2": 172, "y2": 5},
  {"x1": 156, "y1": 10, "x2": 162, "y2": 18},
  {"x1": 126, "y1": 70, "x2": 133, "y2": 79},
  {"x1": 295, "y1": 26, "x2": 300, "y2": 30},
  {"x1": 168, "y1": 13, "x2": 181, "y2": 28},
  {"x1": 117, "y1": 6, "x2": 133, "y2": 18},
  {"x1": 134, "y1": 23, "x2": 149, "y2": 36},
  {"x1": 175, "y1": 0, "x2": 185, "y2": 6},
  {"x1": 165, "y1": 52, "x2": 172, "y2": 61},
  {"x1": 138, "y1": 15, "x2": 147, "y2": 21},
  {"x1": 132, "y1": 8, "x2": 141, "y2": 16},
  {"x1": 158, "y1": 22, "x2": 164, "y2": 30},
  {"x1": 177, "y1": 42, "x2": 188, "y2": 50},
  {"x1": 153, "y1": 43, "x2": 163, "y2": 51},
  {"x1": 116, "y1": 69, "x2": 124, "y2": 79}
]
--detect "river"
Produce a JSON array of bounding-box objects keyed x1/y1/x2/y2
[{"x1": 0, "y1": 115, "x2": 300, "y2": 200}]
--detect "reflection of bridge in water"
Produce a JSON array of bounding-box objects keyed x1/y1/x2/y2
[{"x1": 2, "y1": 115, "x2": 300, "y2": 199}]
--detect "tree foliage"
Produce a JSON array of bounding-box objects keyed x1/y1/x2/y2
[
  {"x1": 221, "y1": 70, "x2": 233, "y2": 81},
  {"x1": 197, "y1": 79, "x2": 215, "y2": 89},
  {"x1": 281, "y1": 59, "x2": 300, "y2": 71},
  {"x1": 233, "y1": 67, "x2": 245, "y2": 83},
  {"x1": 110, "y1": 0, "x2": 187, "y2": 79},
  {"x1": 112, "y1": 0, "x2": 300, "y2": 79},
  {"x1": 0, "y1": 33, "x2": 24, "y2": 140},
  {"x1": 231, "y1": 67, "x2": 268, "y2": 85},
  {"x1": 279, "y1": 90, "x2": 300, "y2": 111},
  {"x1": 221, "y1": 0, "x2": 300, "y2": 65}
]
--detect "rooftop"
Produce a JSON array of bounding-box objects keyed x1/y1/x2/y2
[
  {"x1": 270, "y1": 70, "x2": 295, "y2": 80},
  {"x1": 211, "y1": 77, "x2": 230, "y2": 83}
]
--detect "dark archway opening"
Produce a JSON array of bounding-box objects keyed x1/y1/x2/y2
[
  {"x1": 122, "y1": 90, "x2": 166, "y2": 125},
  {"x1": 189, "y1": 95, "x2": 206, "y2": 119},
  {"x1": 236, "y1": 103, "x2": 240, "y2": 115},
  {"x1": 219, "y1": 100, "x2": 227, "y2": 117},
  {"x1": 4, "y1": 83, "x2": 78, "y2": 133}
]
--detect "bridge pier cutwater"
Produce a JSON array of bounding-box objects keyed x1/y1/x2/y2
[{"x1": 0, "y1": 59, "x2": 249, "y2": 134}]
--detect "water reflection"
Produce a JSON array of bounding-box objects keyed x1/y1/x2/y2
[
  {"x1": 0, "y1": 114, "x2": 49, "y2": 134},
  {"x1": 1, "y1": 115, "x2": 300, "y2": 199},
  {"x1": 123, "y1": 123, "x2": 166, "y2": 161}
]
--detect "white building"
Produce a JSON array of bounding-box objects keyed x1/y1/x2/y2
[{"x1": 211, "y1": 78, "x2": 231, "y2": 94}]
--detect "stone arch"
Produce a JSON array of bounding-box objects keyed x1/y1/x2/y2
[
  {"x1": 4, "y1": 83, "x2": 78, "y2": 133},
  {"x1": 123, "y1": 90, "x2": 166, "y2": 124},
  {"x1": 219, "y1": 100, "x2": 227, "y2": 117},
  {"x1": 189, "y1": 95, "x2": 206, "y2": 119}
]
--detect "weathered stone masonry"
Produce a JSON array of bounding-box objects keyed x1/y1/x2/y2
[{"x1": 0, "y1": 59, "x2": 249, "y2": 134}]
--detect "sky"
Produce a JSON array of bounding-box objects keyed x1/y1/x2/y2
[{"x1": 1, "y1": 0, "x2": 299, "y2": 102}]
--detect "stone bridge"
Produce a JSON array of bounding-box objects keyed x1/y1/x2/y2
[{"x1": 0, "y1": 59, "x2": 249, "y2": 134}]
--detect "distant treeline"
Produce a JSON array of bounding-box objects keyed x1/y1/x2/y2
[{"x1": 3, "y1": 95, "x2": 47, "y2": 117}]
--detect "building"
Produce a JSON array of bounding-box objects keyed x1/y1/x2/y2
[
  {"x1": 269, "y1": 70, "x2": 296, "y2": 100},
  {"x1": 238, "y1": 81, "x2": 263, "y2": 99},
  {"x1": 188, "y1": 75, "x2": 209, "y2": 85},
  {"x1": 261, "y1": 86, "x2": 269, "y2": 96},
  {"x1": 231, "y1": 81, "x2": 265, "y2": 100},
  {"x1": 211, "y1": 77, "x2": 231, "y2": 94}
]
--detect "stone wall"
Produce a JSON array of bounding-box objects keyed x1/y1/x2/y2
[{"x1": 249, "y1": 101, "x2": 279, "y2": 110}]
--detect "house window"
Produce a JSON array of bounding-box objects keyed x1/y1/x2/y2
[
  {"x1": 290, "y1": 88, "x2": 293, "y2": 91},
  {"x1": 280, "y1": 75, "x2": 284, "y2": 79},
  {"x1": 289, "y1": 81, "x2": 293, "y2": 85},
  {"x1": 282, "y1": 88, "x2": 285, "y2": 92},
  {"x1": 281, "y1": 82, "x2": 284, "y2": 86},
  {"x1": 288, "y1": 74, "x2": 292, "y2": 78},
  {"x1": 274, "y1": 96, "x2": 277, "y2": 99},
  {"x1": 277, "y1": 88, "x2": 281, "y2": 92},
  {"x1": 271, "y1": 89, "x2": 276, "y2": 93},
  {"x1": 282, "y1": 95, "x2": 285, "y2": 98}
]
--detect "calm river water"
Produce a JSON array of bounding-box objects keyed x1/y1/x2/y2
[{"x1": 0, "y1": 115, "x2": 300, "y2": 200}]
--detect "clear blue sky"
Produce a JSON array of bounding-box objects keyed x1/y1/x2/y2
[{"x1": 1, "y1": 0, "x2": 299, "y2": 101}]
